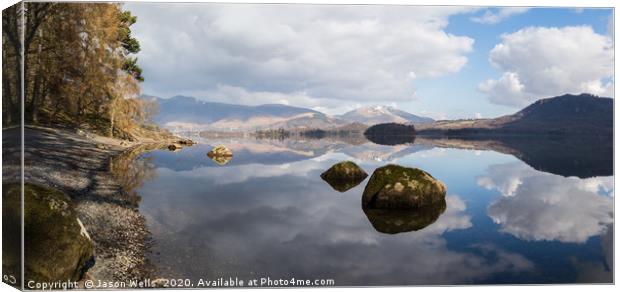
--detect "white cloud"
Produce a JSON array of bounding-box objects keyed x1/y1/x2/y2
[
  {"x1": 478, "y1": 162, "x2": 613, "y2": 243},
  {"x1": 479, "y1": 26, "x2": 614, "y2": 107},
  {"x1": 126, "y1": 3, "x2": 475, "y2": 110},
  {"x1": 470, "y1": 7, "x2": 530, "y2": 25}
]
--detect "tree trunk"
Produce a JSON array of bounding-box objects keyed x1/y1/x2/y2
[
  {"x1": 109, "y1": 101, "x2": 116, "y2": 137},
  {"x1": 28, "y1": 29, "x2": 44, "y2": 123},
  {"x1": 13, "y1": 52, "x2": 22, "y2": 125},
  {"x1": 3, "y1": 71, "x2": 14, "y2": 125}
]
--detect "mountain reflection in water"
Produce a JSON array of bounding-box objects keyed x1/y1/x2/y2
[{"x1": 118, "y1": 134, "x2": 612, "y2": 285}]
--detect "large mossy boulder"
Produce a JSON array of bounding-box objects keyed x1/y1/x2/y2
[
  {"x1": 320, "y1": 161, "x2": 368, "y2": 192},
  {"x1": 362, "y1": 164, "x2": 446, "y2": 209},
  {"x1": 3, "y1": 185, "x2": 22, "y2": 287},
  {"x1": 3, "y1": 183, "x2": 95, "y2": 283},
  {"x1": 363, "y1": 198, "x2": 446, "y2": 234}
]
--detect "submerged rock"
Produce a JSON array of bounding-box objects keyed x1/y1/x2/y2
[
  {"x1": 3, "y1": 183, "x2": 94, "y2": 283},
  {"x1": 320, "y1": 161, "x2": 368, "y2": 192},
  {"x1": 362, "y1": 164, "x2": 446, "y2": 209},
  {"x1": 207, "y1": 145, "x2": 233, "y2": 157},
  {"x1": 363, "y1": 198, "x2": 446, "y2": 234}
]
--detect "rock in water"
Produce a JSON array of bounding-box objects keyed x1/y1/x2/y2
[
  {"x1": 207, "y1": 145, "x2": 233, "y2": 158},
  {"x1": 177, "y1": 139, "x2": 196, "y2": 146},
  {"x1": 207, "y1": 145, "x2": 233, "y2": 165},
  {"x1": 363, "y1": 199, "x2": 446, "y2": 234},
  {"x1": 168, "y1": 144, "x2": 182, "y2": 151},
  {"x1": 3, "y1": 183, "x2": 94, "y2": 283},
  {"x1": 320, "y1": 161, "x2": 368, "y2": 192},
  {"x1": 362, "y1": 164, "x2": 446, "y2": 209}
]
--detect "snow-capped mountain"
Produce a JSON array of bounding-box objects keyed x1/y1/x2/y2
[
  {"x1": 337, "y1": 106, "x2": 434, "y2": 125},
  {"x1": 144, "y1": 95, "x2": 433, "y2": 132}
]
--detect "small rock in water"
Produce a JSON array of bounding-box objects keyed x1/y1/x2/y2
[
  {"x1": 177, "y1": 139, "x2": 196, "y2": 146},
  {"x1": 320, "y1": 161, "x2": 368, "y2": 192},
  {"x1": 168, "y1": 144, "x2": 182, "y2": 151},
  {"x1": 362, "y1": 164, "x2": 446, "y2": 209},
  {"x1": 207, "y1": 145, "x2": 233, "y2": 165},
  {"x1": 207, "y1": 145, "x2": 233, "y2": 157}
]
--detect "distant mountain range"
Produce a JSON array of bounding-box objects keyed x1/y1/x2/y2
[
  {"x1": 145, "y1": 93, "x2": 610, "y2": 136},
  {"x1": 143, "y1": 95, "x2": 434, "y2": 132},
  {"x1": 337, "y1": 105, "x2": 434, "y2": 125},
  {"x1": 416, "y1": 93, "x2": 612, "y2": 136}
]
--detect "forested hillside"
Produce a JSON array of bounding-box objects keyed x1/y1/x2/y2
[{"x1": 2, "y1": 2, "x2": 165, "y2": 140}]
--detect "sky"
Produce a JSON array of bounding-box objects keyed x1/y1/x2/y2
[{"x1": 125, "y1": 3, "x2": 614, "y2": 119}]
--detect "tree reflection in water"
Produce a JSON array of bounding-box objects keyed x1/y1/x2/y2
[{"x1": 109, "y1": 144, "x2": 161, "y2": 207}]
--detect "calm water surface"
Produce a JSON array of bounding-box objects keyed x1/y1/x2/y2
[{"x1": 132, "y1": 137, "x2": 613, "y2": 285}]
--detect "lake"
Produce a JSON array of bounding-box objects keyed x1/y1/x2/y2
[{"x1": 127, "y1": 136, "x2": 613, "y2": 286}]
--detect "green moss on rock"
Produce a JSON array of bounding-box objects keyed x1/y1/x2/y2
[
  {"x1": 2, "y1": 183, "x2": 22, "y2": 286},
  {"x1": 320, "y1": 161, "x2": 368, "y2": 192},
  {"x1": 321, "y1": 161, "x2": 367, "y2": 181},
  {"x1": 3, "y1": 183, "x2": 94, "y2": 283},
  {"x1": 362, "y1": 164, "x2": 446, "y2": 209},
  {"x1": 207, "y1": 145, "x2": 233, "y2": 157}
]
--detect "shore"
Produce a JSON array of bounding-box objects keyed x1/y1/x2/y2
[{"x1": 2, "y1": 125, "x2": 178, "y2": 283}]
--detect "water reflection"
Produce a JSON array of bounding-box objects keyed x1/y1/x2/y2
[
  {"x1": 132, "y1": 134, "x2": 612, "y2": 284},
  {"x1": 321, "y1": 175, "x2": 366, "y2": 192},
  {"x1": 151, "y1": 137, "x2": 433, "y2": 171},
  {"x1": 364, "y1": 133, "x2": 416, "y2": 146},
  {"x1": 573, "y1": 226, "x2": 613, "y2": 283},
  {"x1": 362, "y1": 198, "x2": 447, "y2": 234},
  {"x1": 153, "y1": 134, "x2": 613, "y2": 180},
  {"x1": 109, "y1": 144, "x2": 160, "y2": 207},
  {"x1": 478, "y1": 162, "x2": 613, "y2": 243},
  {"x1": 207, "y1": 155, "x2": 233, "y2": 166},
  {"x1": 417, "y1": 136, "x2": 612, "y2": 178}
]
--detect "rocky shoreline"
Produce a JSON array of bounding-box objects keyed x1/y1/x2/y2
[{"x1": 2, "y1": 125, "x2": 180, "y2": 284}]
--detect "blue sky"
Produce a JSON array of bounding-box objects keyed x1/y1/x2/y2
[
  {"x1": 128, "y1": 4, "x2": 614, "y2": 119},
  {"x1": 407, "y1": 7, "x2": 614, "y2": 119}
]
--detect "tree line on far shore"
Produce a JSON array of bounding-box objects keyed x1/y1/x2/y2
[{"x1": 2, "y1": 2, "x2": 163, "y2": 139}]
